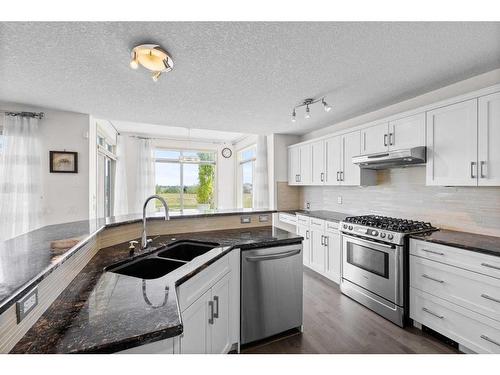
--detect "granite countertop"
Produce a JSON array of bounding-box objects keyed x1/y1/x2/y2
[
  {"x1": 281, "y1": 209, "x2": 350, "y2": 223},
  {"x1": 0, "y1": 208, "x2": 276, "y2": 314},
  {"x1": 410, "y1": 229, "x2": 500, "y2": 258},
  {"x1": 10, "y1": 226, "x2": 302, "y2": 354}
]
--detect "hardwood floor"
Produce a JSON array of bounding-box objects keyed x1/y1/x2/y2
[{"x1": 242, "y1": 268, "x2": 459, "y2": 354}]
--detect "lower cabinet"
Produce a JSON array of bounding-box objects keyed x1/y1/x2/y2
[
  {"x1": 296, "y1": 215, "x2": 341, "y2": 284},
  {"x1": 410, "y1": 239, "x2": 500, "y2": 353}
]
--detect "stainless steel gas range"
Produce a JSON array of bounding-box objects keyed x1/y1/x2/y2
[{"x1": 339, "y1": 215, "x2": 437, "y2": 327}]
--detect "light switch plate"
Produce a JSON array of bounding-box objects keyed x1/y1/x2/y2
[
  {"x1": 259, "y1": 214, "x2": 269, "y2": 222},
  {"x1": 16, "y1": 286, "x2": 38, "y2": 323},
  {"x1": 337, "y1": 196, "x2": 342, "y2": 204},
  {"x1": 306, "y1": 202, "x2": 311, "y2": 209},
  {"x1": 240, "y1": 216, "x2": 251, "y2": 224}
]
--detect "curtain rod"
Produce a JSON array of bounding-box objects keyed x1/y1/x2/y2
[
  {"x1": 2, "y1": 111, "x2": 45, "y2": 119},
  {"x1": 126, "y1": 134, "x2": 228, "y2": 145}
]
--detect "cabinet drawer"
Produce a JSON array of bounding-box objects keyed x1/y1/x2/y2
[
  {"x1": 410, "y1": 239, "x2": 500, "y2": 279},
  {"x1": 325, "y1": 221, "x2": 339, "y2": 233},
  {"x1": 410, "y1": 255, "x2": 500, "y2": 322},
  {"x1": 296, "y1": 215, "x2": 310, "y2": 226},
  {"x1": 278, "y1": 213, "x2": 297, "y2": 226},
  {"x1": 177, "y1": 255, "x2": 230, "y2": 312},
  {"x1": 410, "y1": 288, "x2": 500, "y2": 353},
  {"x1": 310, "y1": 218, "x2": 325, "y2": 231}
]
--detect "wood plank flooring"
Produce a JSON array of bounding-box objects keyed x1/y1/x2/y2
[{"x1": 242, "y1": 268, "x2": 459, "y2": 354}]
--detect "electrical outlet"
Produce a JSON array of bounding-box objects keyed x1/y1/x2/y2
[
  {"x1": 306, "y1": 202, "x2": 311, "y2": 209},
  {"x1": 259, "y1": 214, "x2": 269, "y2": 223},
  {"x1": 240, "y1": 216, "x2": 251, "y2": 224},
  {"x1": 16, "y1": 287, "x2": 38, "y2": 323},
  {"x1": 337, "y1": 196, "x2": 342, "y2": 204}
]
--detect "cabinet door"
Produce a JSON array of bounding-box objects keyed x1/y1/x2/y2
[
  {"x1": 341, "y1": 131, "x2": 362, "y2": 186},
  {"x1": 211, "y1": 273, "x2": 232, "y2": 354},
  {"x1": 297, "y1": 225, "x2": 311, "y2": 267},
  {"x1": 324, "y1": 231, "x2": 341, "y2": 284},
  {"x1": 309, "y1": 229, "x2": 326, "y2": 274},
  {"x1": 311, "y1": 140, "x2": 325, "y2": 184},
  {"x1": 360, "y1": 122, "x2": 388, "y2": 155},
  {"x1": 388, "y1": 113, "x2": 425, "y2": 150},
  {"x1": 288, "y1": 147, "x2": 300, "y2": 185},
  {"x1": 426, "y1": 99, "x2": 478, "y2": 186},
  {"x1": 179, "y1": 289, "x2": 212, "y2": 354},
  {"x1": 299, "y1": 144, "x2": 312, "y2": 184},
  {"x1": 324, "y1": 135, "x2": 342, "y2": 185},
  {"x1": 478, "y1": 92, "x2": 500, "y2": 186}
]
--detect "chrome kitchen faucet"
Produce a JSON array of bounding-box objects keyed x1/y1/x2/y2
[{"x1": 141, "y1": 195, "x2": 170, "y2": 249}]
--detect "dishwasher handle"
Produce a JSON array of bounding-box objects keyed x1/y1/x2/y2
[{"x1": 244, "y1": 249, "x2": 301, "y2": 262}]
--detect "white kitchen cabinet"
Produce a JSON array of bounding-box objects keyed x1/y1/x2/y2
[
  {"x1": 478, "y1": 91, "x2": 500, "y2": 186},
  {"x1": 426, "y1": 99, "x2": 478, "y2": 186},
  {"x1": 324, "y1": 135, "x2": 342, "y2": 184},
  {"x1": 360, "y1": 122, "x2": 389, "y2": 155},
  {"x1": 311, "y1": 140, "x2": 326, "y2": 184},
  {"x1": 388, "y1": 113, "x2": 426, "y2": 151},
  {"x1": 341, "y1": 131, "x2": 362, "y2": 186},
  {"x1": 309, "y1": 219, "x2": 326, "y2": 274},
  {"x1": 324, "y1": 227, "x2": 341, "y2": 283},
  {"x1": 177, "y1": 252, "x2": 239, "y2": 354},
  {"x1": 288, "y1": 144, "x2": 312, "y2": 185},
  {"x1": 296, "y1": 217, "x2": 311, "y2": 267},
  {"x1": 288, "y1": 147, "x2": 300, "y2": 185}
]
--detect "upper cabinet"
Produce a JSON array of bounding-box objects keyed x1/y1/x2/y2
[
  {"x1": 288, "y1": 143, "x2": 312, "y2": 185},
  {"x1": 360, "y1": 113, "x2": 425, "y2": 155},
  {"x1": 311, "y1": 140, "x2": 325, "y2": 184},
  {"x1": 426, "y1": 99, "x2": 478, "y2": 186},
  {"x1": 478, "y1": 92, "x2": 500, "y2": 186}
]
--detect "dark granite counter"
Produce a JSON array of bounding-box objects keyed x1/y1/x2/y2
[
  {"x1": 10, "y1": 226, "x2": 302, "y2": 353},
  {"x1": 410, "y1": 229, "x2": 500, "y2": 258},
  {"x1": 0, "y1": 208, "x2": 276, "y2": 314},
  {"x1": 282, "y1": 209, "x2": 350, "y2": 223}
]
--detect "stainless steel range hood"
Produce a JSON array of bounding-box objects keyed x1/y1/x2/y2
[{"x1": 352, "y1": 146, "x2": 426, "y2": 170}]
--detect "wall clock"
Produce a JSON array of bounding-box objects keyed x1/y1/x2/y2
[{"x1": 221, "y1": 147, "x2": 232, "y2": 159}]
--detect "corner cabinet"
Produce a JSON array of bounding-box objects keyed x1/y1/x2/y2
[
  {"x1": 176, "y1": 250, "x2": 240, "y2": 354},
  {"x1": 289, "y1": 131, "x2": 376, "y2": 187}
]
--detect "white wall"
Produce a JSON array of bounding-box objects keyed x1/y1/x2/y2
[{"x1": 1, "y1": 102, "x2": 90, "y2": 226}]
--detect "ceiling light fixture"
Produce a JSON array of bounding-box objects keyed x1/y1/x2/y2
[
  {"x1": 291, "y1": 97, "x2": 332, "y2": 122},
  {"x1": 129, "y1": 44, "x2": 174, "y2": 82}
]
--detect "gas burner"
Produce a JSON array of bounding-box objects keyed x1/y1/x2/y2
[{"x1": 343, "y1": 215, "x2": 435, "y2": 233}]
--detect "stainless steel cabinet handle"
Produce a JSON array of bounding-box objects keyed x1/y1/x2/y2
[
  {"x1": 384, "y1": 134, "x2": 388, "y2": 147},
  {"x1": 320, "y1": 172, "x2": 324, "y2": 182},
  {"x1": 422, "y1": 307, "x2": 444, "y2": 319},
  {"x1": 208, "y1": 300, "x2": 214, "y2": 325},
  {"x1": 422, "y1": 274, "x2": 445, "y2": 283},
  {"x1": 336, "y1": 171, "x2": 340, "y2": 181},
  {"x1": 213, "y1": 296, "x2": 219, "y2": 318},
  {"x1": 340, "y1": 171, "x2": 344, "y2": 181},
  {"x1": 306, "y1": 230, "x2": 310, "y2": 240},
  {"x1": 471, "y1": 161, "x2": 477, "y2": 179},
  {"x1": 421, "y1": 249, "x2": 445, "y2": 256},
  {"x1": 480, "y1": 161, "x2": 487, "y2": 178},
  {"x1": 321, "y1": 235, "x2": 325, "y2": 246},
  {"x1": 481, "y1": 263, "x2": 500, "y2": 271},
  {"x1": 324, "y1": 236, "x2": 329, "y2": 246},
  {"x1": 389, "y1": 132, "x2": 394, "y2": 146},
  {"x1": 480, "y1": 335, "x2": 500, "y2": 347},
  {"x1": 245, "y1": 249, "x2": 301, "y2": 262},
  {"x1": 481, "y1": 294, "x2": 500, "y2": 304},
  {"x1": 298, "y1": 174, "x2": 301, "y2": 182}
]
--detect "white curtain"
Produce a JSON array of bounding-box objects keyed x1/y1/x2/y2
[
  {"x1": 113, "y1": 134, "x2": 129, "y2": 216},
  {"x1": 253, "y1": 135, "x2": 269, "y2": 209},
  {"x1": 0, "y1": 114, "x2": 42, "y2": 241},
  {"x1": 134, "y1": 138, "x2": 155, "y2": 214}
]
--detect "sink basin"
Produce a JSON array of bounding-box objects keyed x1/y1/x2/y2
[
  {"x1": 107, "y1": 257, "x2": 185, "y2": 279},
  {"x1": 157, "y1": 241, "x2": 218, "y2": 262}
]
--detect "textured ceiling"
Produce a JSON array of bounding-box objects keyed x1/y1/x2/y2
[{"x1": 1, "y1": 22, "x2": 499, "y2": 135}]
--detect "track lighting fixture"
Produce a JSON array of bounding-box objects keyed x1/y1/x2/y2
[
  {"x1": 129, "y1": 44, "x2": 174, "y2": 82},
  {"x1": 291, "y1": 97, "x2": 332, "y2": 122}
]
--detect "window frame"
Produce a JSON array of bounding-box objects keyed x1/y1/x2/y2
[
  {"x1": 237, "y1": 144, "x2": 256, "y2": 209},
  {"x1": 154, "y1": 147, "x2": 217, "y2": 211},
  {"x1": 96, "y1": 130, "x2": 117, "y2": 218}
]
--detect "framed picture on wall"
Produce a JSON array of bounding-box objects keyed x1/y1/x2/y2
[{"x1": 49, "y1": 151, "x2": 78, "y2": 173}]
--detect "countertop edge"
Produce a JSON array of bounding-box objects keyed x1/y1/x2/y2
[{"x1": 409, "y1": 233, "x2": 500, "y2": 258}]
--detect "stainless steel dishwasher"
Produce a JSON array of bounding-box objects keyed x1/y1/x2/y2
[{"x1": 241, "y1": 243, "x2": 303, "y2": 345}]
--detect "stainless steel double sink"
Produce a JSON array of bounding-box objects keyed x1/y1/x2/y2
[{"x1": 105, "y1": 241, "x2": 218, "y2": 279}]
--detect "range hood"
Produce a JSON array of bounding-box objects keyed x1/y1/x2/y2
[{"x1": 352, "y1": 146, "x2": 426, "y2": 170}]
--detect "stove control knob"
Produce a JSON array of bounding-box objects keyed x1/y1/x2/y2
[
  {"x1": 387, "y1": 234, "x2": 394, "y2": 240},
  {"x1": 343, "y1": 224, "x2": 348, "y2": 229},
  {"x1": 348, "y1": 225, "x2": 353, "y2": 230},
  {"x1": 380, "y1": 233, "x2": 386, "y2": 238}
]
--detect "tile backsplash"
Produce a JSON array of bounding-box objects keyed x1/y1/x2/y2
[{"x1": 300, "y1": 167, "x2": 500, "y2": 237}]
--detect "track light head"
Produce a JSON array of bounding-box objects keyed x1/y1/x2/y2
[
  {"x1": 305, "y1": 105, "x2": 311, "y2": 119},
  {"x1": 291, "y1": 109, "x2": 297, "y2": 122},
  {"x1": 322, "y1": 99, "x2": 332, "y2": 112}
]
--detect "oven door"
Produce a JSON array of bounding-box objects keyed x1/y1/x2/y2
[{"x1": 342, "y1": 233, "x2": 403, "y2": 305}]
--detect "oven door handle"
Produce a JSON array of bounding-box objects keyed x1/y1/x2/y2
[
  {"x1": 341, "y1": 233, "x2": 397, "y2": 252},
  {"x1": 244, "y1": 249, "x2": 301, "y2": 262}
]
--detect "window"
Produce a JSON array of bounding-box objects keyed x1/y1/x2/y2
[
  {"x1": 238, "y1": 145, "x2": 256, "y2": 208},
  {"x1": 96, "y1": 134, "x2": 116, "y2": 218},
  {"x1": 154, "y1": 149, "x2": 216, "y2": 211}
]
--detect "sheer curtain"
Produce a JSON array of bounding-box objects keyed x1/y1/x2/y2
[
  {"x1": 133, "y1": 138, "x2": 155, "y2": 214},
  {"x1": 253, "y1": 135, "x2": 269, "y2": 209},
  {"x1": 113, "y1": 134, "x2": 129, "y2": 216},
  {"x1": 0, "y1": 114, "x2": 42, "y2": 241}
]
